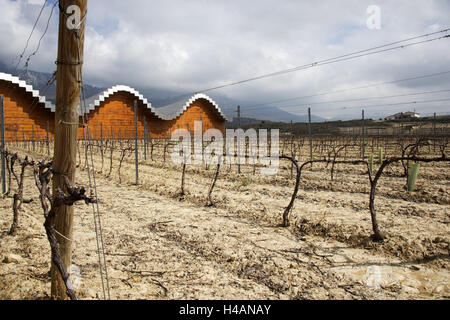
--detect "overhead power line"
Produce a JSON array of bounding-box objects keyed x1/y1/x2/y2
[
  {"x1": 341, "y1": 97, "x2": 450, "y2": 110},
  {"x1": 243, "y1": 70, "x2": 450, "y2": 109},
  {"x1": 246, "y1": 88, "x2": 450, "y2": 112},
  {"x1": 195, "y1": 28, "x2": 450, "y2": 95},
  {"x1": 240, "y1": 97, "x2": 450, "y2": 119}
]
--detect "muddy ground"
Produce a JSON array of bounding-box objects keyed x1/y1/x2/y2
[{"x1": 0, "y1": 142, "x2": 448, "y2": 300}]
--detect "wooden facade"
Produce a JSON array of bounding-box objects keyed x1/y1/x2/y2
[
  {"x1": 0, "y1": 75, "x2": 55, "y2": 142},
  {"x1": 83, "y1": 91, "x2": 226, "y2": 140},
  {"x1": 0, "y1": 74, "x2": 227, "y2": 142}
]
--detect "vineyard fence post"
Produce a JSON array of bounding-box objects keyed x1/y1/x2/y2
[
  {"x1": 134, "y1": 99, "x2": 139, "y2": 185},
  {"x1": 0, "y1": 96, "x2": 5, "y2": 194},
  {"x1": 308, "y1": 107, "x2": 313, "y2": 162}
]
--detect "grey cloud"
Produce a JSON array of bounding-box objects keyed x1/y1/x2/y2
[{"x1": 0, "y1": 0, "x2": 449, "y2": 119}]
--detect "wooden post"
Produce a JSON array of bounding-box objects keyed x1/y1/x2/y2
[
  {"x1": 51, "y1": 0, "x2": 87, "y2": 300},
  {"x1": 143, "y1": 119, "x2": 147, "y2": 161},
  {"x1": 290, "y1": 120, "x2": 294, "y2": 177},
  {"x1": 400, "y1": 112, "x2": 404, "y2": 150},
  {"x1": 308, "y1": 107, "x2": 313, "y2": 162},
  {"x1": 134, "y1": 100, "x2": 139, "y2": 185},
  {"x1": 433, "y1": 112, "x2": 436, "y2": 153},
  {"x1": 200, "y1": 116, "x2": 204, "y2": 168},
  {"x1": 100, "y1": 122, "x2": 103, "y2": 155},
  {"x1": 32, "y1": 124, "x2": 35, "y2": 152},
  {"x1": 361, "y1": 109, "x2": 365, "y2": 159},
  {"x1": 237, "y1": 105, "x2": 241, "y2": 174},
  {"x1": 46, "y1": 120, "x2": 50, "y2": 155},
  {"x1": 199, "y1": 116, "x2": 202, "y2": 166},
  {"x1": 0, "y1": 96, "x2": 5, "y2": 194}
]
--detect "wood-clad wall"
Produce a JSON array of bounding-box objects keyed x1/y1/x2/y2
[
  {"x1": 0, "y1": 85, "x2": 225, "y2": 142},
  {"x1": 81, "y1": 92, "x2": 226, "y2": 140},
  {"x1": 169, "y1": 101, "x2": 226, "y2": 138},
  {"x1": 0, "y1": 80, "x2": 55, "y2": 142}
]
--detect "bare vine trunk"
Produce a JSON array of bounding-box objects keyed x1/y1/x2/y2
[
  {"x1": 118, "y1": 148, "x2": 131, "y2": 183},
  {"x1": 207, "y1": 159, "x2": 221, "y2": 206},
  {"x1": 33, "y1": 162, "x2": 96, "y2": 300},
  {"x1": 100, "y1": 141, "x2": 104, "y2": 173},
  {"x1": 369, "y1": 182, "x2": 385, "y2": 241},
  {"x1": 180, "y1": 162, "x2": 186, "y2": 198},
  {"x1": 280, "y1": 155, "x2": 301, "y2": 227},
  {"x1": 107, "y1": 147, "x2": 114, "y2": 178},
  {"x1": 9, "y1": 157, "x2": 31, "y2": 235}
]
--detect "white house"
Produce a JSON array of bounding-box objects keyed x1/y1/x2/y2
[{"x1": 385, "y1": 112, "x2": 420, "y2": 121}]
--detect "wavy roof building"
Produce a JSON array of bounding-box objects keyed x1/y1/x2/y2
[{"x1": 0, "y1": 72, "x2": 227, "y2": 141}]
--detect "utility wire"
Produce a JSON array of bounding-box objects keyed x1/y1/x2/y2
[
  {"x1": 13, "y1": 0, "x2": 48, "y2": 74},
  {"x1": 342, "y1": 97, "x2": 450, "y2": 110},
  {"x1": 2, "y1": 0, "x2": 51, "y2": 121},
  {"x1": 241, "y1": 97, "x2": 450, "y2": 119},
  {"x1": 193, "y1": 28, "x2": 450, "y2": 95},
  {"x1": 163, "y1": 28, "x2": 450, "y2": 102},
  {"x1": 243, "y1": 70, "x2": 450, "y2": 109},
  {"x1": 24, "y1": 0, "x2": 59, "y2": 116},
  {"x1": 3, "y1": 1, "x2": 58, "y2": 121},
  {"x1": 246, "y1": 88, "x2": 450, "y2": 112},
  {"x1": 23, "y1": 1, "x2": 58, "y2": 74},
  {"x1": 73, "y1": 14, "x2": 111, "y2": 300}
]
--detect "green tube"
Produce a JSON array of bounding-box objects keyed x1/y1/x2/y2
[
  {"x1": 378, "y1": 147, "x2": 383, "y2": 163},
  {"x1": 207, "y1": 155, "x2": 215, "y2": 171},
  {"x1": 369, "y1": 154, "x2": 374, "y2": 174},
  {"x1": 407, "y1": 163, "x2": 420, "y2": 192}
]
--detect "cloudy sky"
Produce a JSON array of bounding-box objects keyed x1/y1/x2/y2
[{"x1": 1, "y1": 0, "x2": 450, "y2": 119}]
